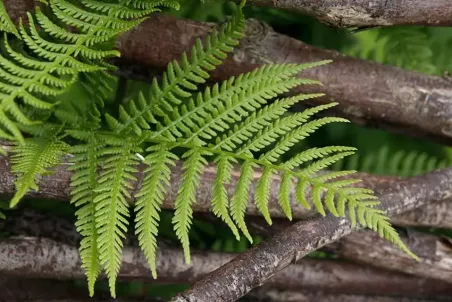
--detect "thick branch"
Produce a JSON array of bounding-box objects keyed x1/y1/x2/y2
[
  {"x1": 1, "y1": 156, "x2": 451, "y2": 230},
  {"x1": 8, "y1": 0, "x2": 452, "y2": 30},
  {"x1": 7, "y1": 208, "x2": 452, "y2": 297},
  {"x1": 248, "y1": 289, "x2": 442, "y2": 302},
  {"x1": 114, "y1": 16, "x2": 452, "y2": 145},
  {"x1": 242, "y1": 0, "x2": 452, "y2": 28},
  {"x1": 0, "y1": 235, "x2": 451, "y2": 300},
  {"x1": 5, "y1": 2, "x2": 452, "y2": 144},
  {"x1": 248, "y1": 217, "x2": 452, "y2": 285},
  {"x1": 172, "y1": 168, "x2": 452, "y2": 301}
]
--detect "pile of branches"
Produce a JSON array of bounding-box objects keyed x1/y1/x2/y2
[{"x1": 2, "y1": 1, "x2": 452, "y2": 301}]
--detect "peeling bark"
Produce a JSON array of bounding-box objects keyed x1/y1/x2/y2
[{"x1": 172, "y1": 168, "x2": 452, "y2": 302}]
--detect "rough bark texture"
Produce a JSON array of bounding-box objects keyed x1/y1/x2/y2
[
  {"x1": 242, "y1": 0, "x2": 452, "y2": 28},
  {"x1": 172, "y1": 168, "x2": 452, "y2": 302},
  {"x1": 113, "y1": 16, "x2": 452, "y2": 145},
  {"x1": 0, "y1": 235, "x2": 452, "y2": 300},
  {"x1": 1, "y1": 155, "x2": 451, "y2": 230},
  {"x1": 8, "y1": 208, "x2": 452, "y2": 297},
  {"x1": 248, "y1": 289, "x2": 444, "y2": 302},
  {"x1": 7, "y1": 0, "x2": 452, "y2": 29},
  {"x1": 5, "y1": 2, "x2": 452, "y2": 145},
  {"x1": 327, "y1": 230, "x2": 452, "y2": 284},
  {"x1": 257, "y1": 217, "x2": 452, "y2": 285}
]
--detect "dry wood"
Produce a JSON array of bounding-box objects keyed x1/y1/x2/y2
[
  {"x1": 5, "y1": 2, "x2": 452, "y2": 145},
  {"x1": 172, "y1": 168, "x2": 452, "y2": 301},
  {"x1": 0, "y1": 233, "x2": 451, "y2": 300},
  {"x1": 0, "y1": 155, "x2": 451, "y2": 230},
  {"x1": 114, "y1": 16, "x2": 452, "y2": 145},
  {"x1": 248, "y1": 289, "x2": 444, "y2": 302},
  {"x1": 241, "y1": 0, "x2": 452, "y2": 28}
]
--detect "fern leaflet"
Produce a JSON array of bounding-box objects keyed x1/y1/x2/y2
[{"x1": 10, "y1": 134, "x2": 68, "y2": 207}]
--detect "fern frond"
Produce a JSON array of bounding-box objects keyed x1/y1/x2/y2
[
  {"x1": 212, "y1": 154, "x2": 240, "y2": 240},
  {"x1": 230, "y1": 160, "x2": 255, "y2": 243},
  {"x1": 0, "y1": 0, "x2": 173, "y2": 142},
  {"x1": 0, "y1": 1, "x2": 19, "y2": 37},
  {"x1": 135, "y1": 145, "x2": 178, "y2": 278},
  {"x1": 68, "y1": 130, "x2": 104, "y2": 296},
  {"x1": 10, "y1": 135, "x2": 68, "y2": 207},
  {"x1": 151, "y1": 64, "x2": 326, "y2": 142},
  {"x1": 93, "y1": 136, "x2": 140, "y2": 298},
  {"x1": 107, "y1": 2, "x2": 246, "y2": 135}
]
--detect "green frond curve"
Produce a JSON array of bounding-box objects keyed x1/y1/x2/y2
[
  {"x1": 0, "y1": 1, "x2": 19, "y2": 37},
  {"x1": 0, "y1": 0, "x2": 177, "y2": 142},
  {"x1": 106, "y1": 1, "x2": 246, "y2": 135},
  {"x1": 93, "y1": 136, "x2": 140, "y2": 298},
  {"x1": 67, "y1": 130, "x2": 104, "y2": 297},
  {"x1": 135, "y1": 145, "x2": 178, "y2": 278},
  {"x1": 104, "y1": 10, "x2": 415, "y2": 267},
  {"x1": 10, "y1": 135, "x2": 68, "y2": 207},
  {"x1": 173, "y1": 148, "x2": 210, "y2": 263}
]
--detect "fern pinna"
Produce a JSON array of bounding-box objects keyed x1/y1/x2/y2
[
  {"x1": 0, "y1": 0, "x2": 179, "y2": 143},
  {"x1": 3, "y1": 0, "x2": 417, "y2": 298}
]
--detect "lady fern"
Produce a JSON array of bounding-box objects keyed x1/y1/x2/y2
[
  {"x1": 0, "y1": 0, "x2": 179, "y2": 142},
  {"x1": 4, "y1": 0, "x2": 418, "y2": 298}
]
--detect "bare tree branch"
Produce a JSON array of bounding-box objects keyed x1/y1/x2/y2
[
  {"x1": 241, "y1": 0, "x2": 452, "y2": 28},
  {"x1": 6, "y1": 208, "x2": 452, "y2": 298},
  {"x1": 250, "y1": 217, "x2": 452, "y2": 285},
  {"x1": 326, "y1": 229, "x2": 452, "y2": 284},
  {"x1": 114, "y1": 16, "x2": 452, "y2": 145},
  {"x1": 1, "y1": 155, "x2": 451, "y2": 230},
  {"x1": 0, "y1": 235, "x2": 451, "y2": 300},
  {"x1": 248, "y1": 289, "x2": 445, "y2": 302},
  {"x1": 5, "y1": 2, "x2": 452, "y2": 145},
  {"x1": 172, "y1": 168, "x2": 452, "y2": 302},
  {"x1": 8, "y1": 0, "x2": 452, "y2": 30}
]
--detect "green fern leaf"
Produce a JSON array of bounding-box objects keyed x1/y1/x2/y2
[
  {"x1": 0, "y1": 1, "x2": 19, "y2": 37},
  {"x1": 172, "y1": 148, "x2": 210, "y2": 263},
  {"x1": 10, "y1": 135, "x2": 68, "y2": 207},
  {"x1": 254, "y1": 166, "x2": 273, "y2": 224},
  {"x1": 135, "y1": 145, "x2": 178, "y2": 278},
  {"x1": 108, "y1": 2, "x2": 246, "y2": 135},
  {"x1": 278, "y1": 173, "x2": 293, "y2": 220},
  {"x1": 230, "y1": 160, "x2": 255, "y2": 243},
  {"x1": 93, "y1": 137, "x2": 140, "y2": 298},
  {"x1": 0, "y1": 0, "x2": 171, "y2": 142},
  {"x1": 68, "y1": 130, "x2": 104, "y2": 296},
  {"x1": 212, "y1": 154, "x2": 240, "y2": 240}
]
